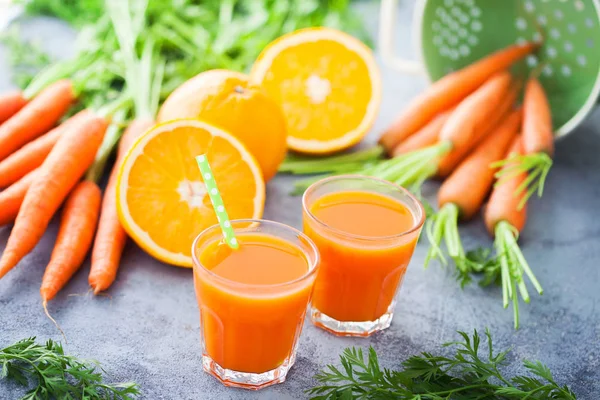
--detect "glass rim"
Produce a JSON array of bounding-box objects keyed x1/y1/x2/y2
[
  {"x1": 302, "y1": 174, "x2": 426, "y2": 242},
  {"x1": 191, "y1": 218, "x2": 320, "y2": 289}
]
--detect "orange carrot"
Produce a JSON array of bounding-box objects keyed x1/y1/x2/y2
[
  {"x1": 0, "y1": 110, "x2": 108, "y2": 279},
  {"x1": 0, "y1": 80, "x2": 75, "y2": 162},
  {"x1": 0, "y1": 170, "x2": 37, "y2": 227},
  {"x1": 0, "y1": 91, "x2": 27, "y2": 125},
  {"x1": 391, "y1": 108, "x2": 453, "y2": 157},
  {"x1": 0, "y1": 126, "x2": 61, "y2": 188},
  {"x1": 438, "y1": 109, "x2": 522, "y2": 220},
  {"x1": 523, "y1": 78, "x2": 553, "y2": 156},
  {"x1": 348, "y1": 73, "x2": 515, "y2": 197},
  {"x1": 0, "y1": 112, "x2": 86, "y2": 188},
  {"x1": 436, "y1": 81, "x2": 519, "y2": 178},
  {"x1": 379, "y1": 42, "x2": 538, "y2": 151},
  {"x1": 40, "y1": 181, "x2": 101, "y2": 302},
  {"x1": 485, "y1": 136, "x2": 527, "y2": 235},
  {"x1": 485, "y1": 135, "x2": 542, "y2": 329},
  {"x1": 425, "y1": 110, "x2": 521, "y2": 273},
  {"x1": 89, "y1": 118, "x2": 154, "y2": 294},
  {"x1": 493, "y1": 78, "x2": 553, "y2": 208},
  {"x1": 438, "y1": 72, "x2": 513, "y2": 152}
]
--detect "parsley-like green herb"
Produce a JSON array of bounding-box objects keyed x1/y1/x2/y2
[
  {"x1": 0, "y1": 337, "x2": 140, "y2": 400},
  {"x1": 465, "y1": 246, "x2": 502, "y2": 287},
  {"x1": 0, "y1": 28, "x2": 52, "y2": 88},
  {"x1": 309, "y1": 329, "x2": 577, "y2": 400}
]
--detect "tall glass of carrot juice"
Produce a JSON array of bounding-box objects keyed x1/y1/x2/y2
[
  {"x1": 302, "y1": 175, "x2": 425, "y2": 337},
  {"x1": 192, "y1": 219, "x2": 319, "y2": 390}
]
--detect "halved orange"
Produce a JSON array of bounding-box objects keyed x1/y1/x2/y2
[
  {"x1": 250, "y1": 27, "x2": 381, "y2": 154},
  {"x1": 157, "y1": 70, "x2": 288, "y2": 182},
  {"x1": 116, "y1": 119, "x2": 265, "y2": 267}
]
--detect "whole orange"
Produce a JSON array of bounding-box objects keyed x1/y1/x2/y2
[{"x1": 157, "y1": 70, "x2": 288, "y2": 181}]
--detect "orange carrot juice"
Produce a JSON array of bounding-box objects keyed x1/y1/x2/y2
[
  {"x1": 192, "y1": 220, "x2": 319, "y2": 389},
  {"x1": 302, "y1": 176, "x2": 424, "y2": 336}
]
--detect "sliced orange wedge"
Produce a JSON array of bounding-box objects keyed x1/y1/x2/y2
[
  {"x1": 250, "y1": 27, "x2": 381, "y2": 154},
  {"x1": 116, "y1": 119, "x2": 265, "y2": 267}
]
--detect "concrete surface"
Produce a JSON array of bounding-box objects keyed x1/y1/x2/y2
[{"x1": 1, "y1": 2, "x2": 599, "y2": 399}]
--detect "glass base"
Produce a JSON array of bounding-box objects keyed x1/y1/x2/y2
[
  {"x1": 310, "y1": 301, "x2": 396, "y2": 337},
  {"x1": 202, "y1": 354, "x2": 295, "y2": 390}
]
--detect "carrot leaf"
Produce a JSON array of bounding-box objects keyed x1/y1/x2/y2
[
  {"x1": 14, "y1": 0, "x2": 371, "y2": 108},
  {"x1": 0, "y1": 27, "x2": 52, "y2": 89},
  {"x1": 84, "y1": 0, "x2": 165, "y2": 185},
  {"x1": 493, "y1": 152, "x2": 553, "y2": 210},
  {"x1": 309, "y1": 329, "x2": 578, "y2": 399},
  {"x1": 107, "y1": 0, "x2": 157, "y2": 119},
  {"x1": 425, "y1": 203, "x2": 473, "y2": 286},
  {"x1": 493, "y1": 221, "x2": 543, "y2": 330},
  {"x1": 465, "y1": 247, "x2": 502, "y2": 287},
  {"x1": 0, "y1": 337, "x2": 140, "y2": 399},
  {"x1": 279, "y1": 146, "x2": 384, "y2": 174},
  {"x1": 425, "y1": 209, "x2": 448, "y2": 268},
  {"x1": 85, "y1": 109, "x2": 129, "y2": 183},
  {"x1": 374, "y1": 142, "x2": 450, "y2": 191}
]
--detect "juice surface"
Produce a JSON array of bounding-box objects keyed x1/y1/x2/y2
[
  {"x1": 304, "y1": 190, "x2": 420, "y2": 323},
  {"x1": 201, "y1": 234, "x2": 308, "y2": 285},
  {"x1": 194, "y1": 233, "x2": 315, "y2": 374},
  {"x1": 309, "y1": 190, "x2": 415, "y2": 237}
]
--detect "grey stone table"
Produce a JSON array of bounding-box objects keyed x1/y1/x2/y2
[{"x1": 1, "y1": 2, "x2": 599, "y2": 399}]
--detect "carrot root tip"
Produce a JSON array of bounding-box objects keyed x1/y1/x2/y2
[
  {"x1": 90, "y1": 284, "x2": 112, "y2": 299},
  {"x1": 67, "y1": 288, "x2": 93, "y2": 298},
  {"x1": 42, "y1": 300, "x2": 68, "y2": 343}
]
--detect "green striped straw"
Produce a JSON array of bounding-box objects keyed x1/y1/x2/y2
[{"x1": 195, "y1": 154, "x2": 239, "y2": 250}]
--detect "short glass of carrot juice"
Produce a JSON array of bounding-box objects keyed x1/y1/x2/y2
[
  {"x1": 302, "y1": 175, "x2": 425, "y2": 337},
  {"x1": 192, "y1": 219, "x2": 320, "y2": 390}
]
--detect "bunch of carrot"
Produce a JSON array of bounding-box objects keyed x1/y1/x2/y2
[
  {"x1": 0, "y1": 0, "x2": 162, "y2": 323},
  {"x1": 0, "y1": 84, "x2": 131, "y2": 309},
  {"x1": 283, "y1": 40, "x2": 556, "y2": 328},
  {"x1": 405, "y1": 59, "x2": 553, "y2": 329}
]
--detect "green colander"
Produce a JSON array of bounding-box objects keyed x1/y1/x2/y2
[{"x1": 379, "y1": 0, "x2": 600, "y2": 137}]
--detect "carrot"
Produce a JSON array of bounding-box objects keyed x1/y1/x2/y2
[
  {"x1": 0, "y1": 112, "x2": 87, "y2": 188},
  {"x1": 0, "y1": 91, "x2": 27, "y2": 125},
  {"x1": 438, "y1": 72, "x2": 513, "y2": 151},
  {"x1": 0, "y1": 170, "x2": 37, "y2": 227},
  {"x1": 89, "y1": 118, "x2": 154, "y2": 294},
  {"x1": 484, "y1": 135, "x2": 542, "y2": 329},
  {"x1": 494, "y1": 77, "x2": 553, "y2": 208},
  {"x1": 485, "y1": 137, "x2": 528, "y2": 235},
  {"x1": 435, "y1": 81, "x2": 520, "y2": 178},
  {"x1": 425, "y1": 110, "x2": 522, "y2": 277},
  {"x1": 379, "y1": 42, "x2": 538, "y2": 152},
  {"x1": 86, "y1": 0, "x2": 166, "y2": 294},
  {"x1": 391, "y1": 108, "x2": 453, "y2": 156},
  {"x1": 523, "y1": 78, "x2": 553, "y2": 156},
  {"x1": 40, "y1": 181, "x2": 101, "y2": 303},
  {"x1": 0, "y1": 80, "x2": 75, "y2": 162},
  {"x1": 363, "y1": 72, "x2": 516, "y2": 194},
  {"x1": 439, "y1": 109, "x2": 522, "y2": 220},
  {"x1": 0, "y1": 111, "x2": 108, "y2": 279},
  {"x1": 0, "y1": 126, "x2": 61, "y2": 188}
]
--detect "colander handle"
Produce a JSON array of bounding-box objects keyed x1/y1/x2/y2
[
  {"x1": 378, "y1": 0, "x2": 424, "y2": 75},
  {"x1": 0, "y1": 0, "x2": 22, "y2": 31}
]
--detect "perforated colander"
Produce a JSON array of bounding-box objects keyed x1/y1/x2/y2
[{"x1": 379, "y1": 0, "x2": 600, "y2": 137}]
